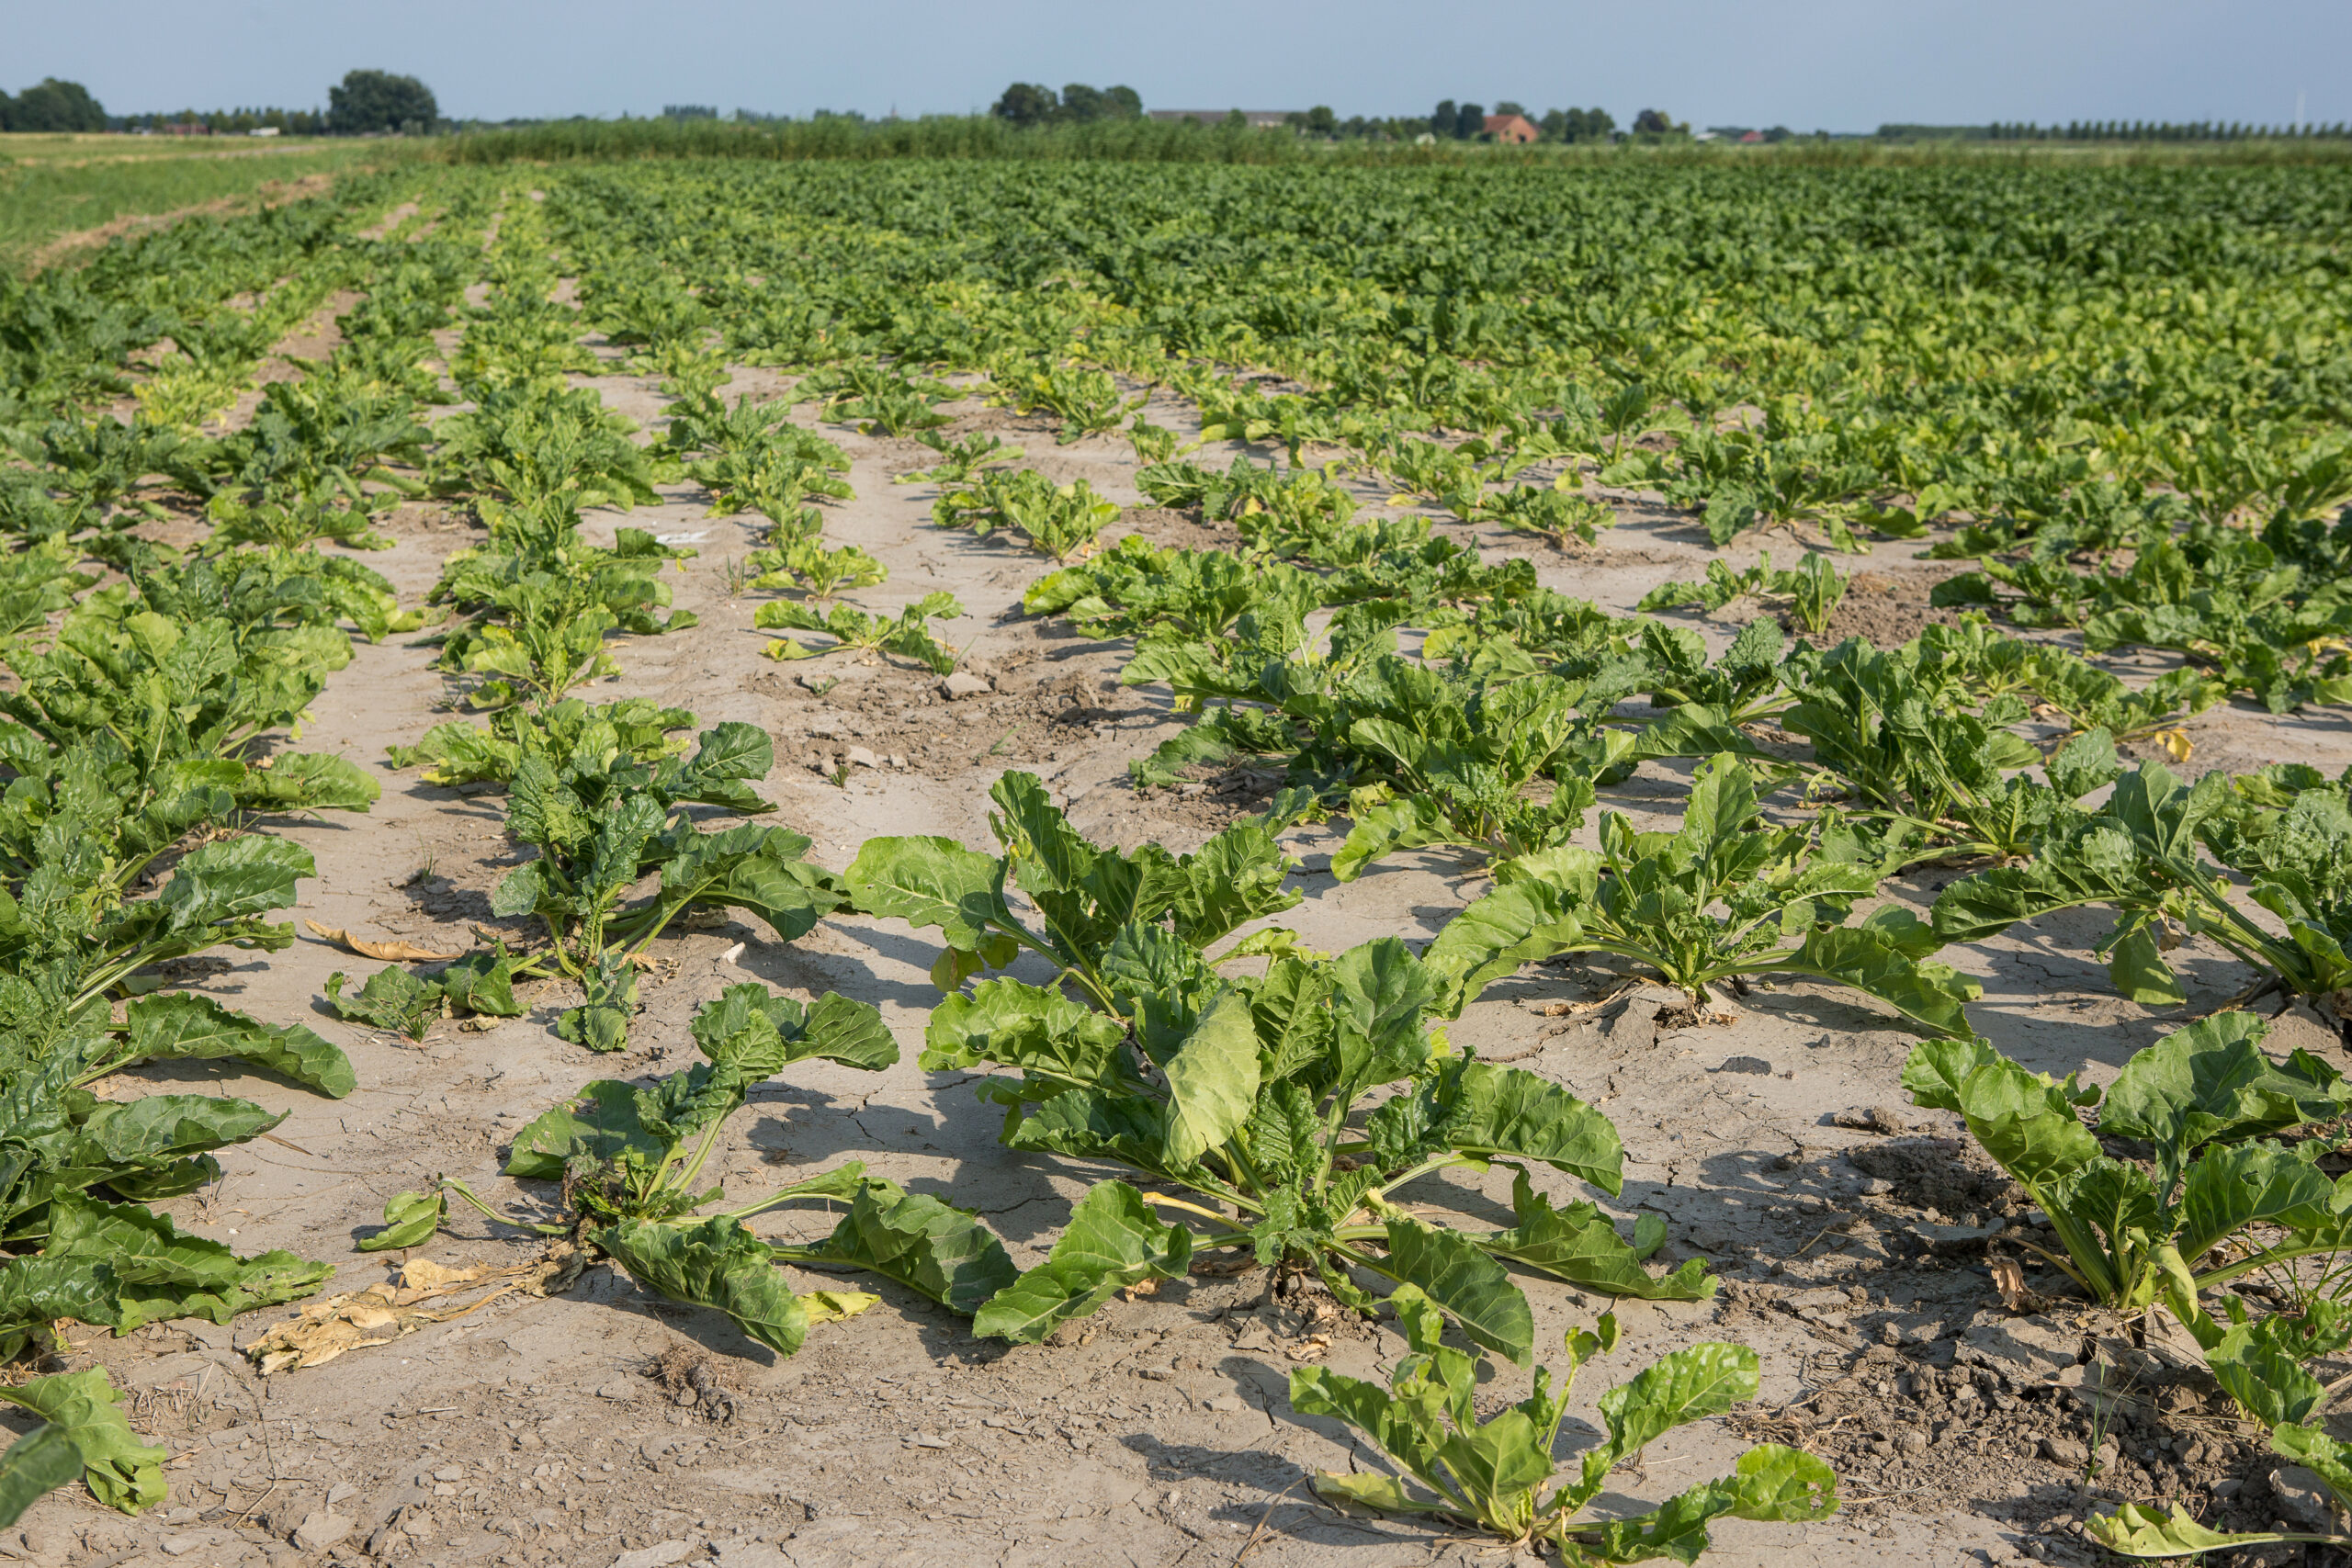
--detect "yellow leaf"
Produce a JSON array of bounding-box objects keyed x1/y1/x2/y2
[
  {"x1": 802, "y1": 1290, "x2": 880, "y2": 1324},
  {"x1": 305, "y1": 921, "x2": 461, "y2": 963},
  {"x1": 1308, "y1": 1471, "x2": 1423, "y2": 1516}
]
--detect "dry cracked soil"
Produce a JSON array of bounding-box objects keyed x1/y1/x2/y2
[{"x1": 17, "y1": 319, "x2": 2352, "y2": 1568}]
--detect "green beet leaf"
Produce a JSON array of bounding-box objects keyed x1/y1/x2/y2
[
  {"x1": 844, "y1": 835, "x2": 1016, "y2": 951},
  {"x1": 972, "y1": 1181, "x2": 1193, "y2": 1344},
  {"x1": 773, "y1": 1177, "x2": 1017, "y2": 1316},
  {"x1": 322, "y1": 964, "x2": 443, "y2": 1040},
  {"x1": 0, "y1": 1370, "x2": 165, "y2": 1516},
  {"x1": 596, "y1": 1214, "x2": 823, "y2": 1357},
  {"x1": 1435, "y1": 1062, "x2": 1624, "y2": 1193},
  {"x1": 124, "y1": 992, "x2": 355, "y2": 1096},
  {"x1": 2087, "y1": 1503, "x2": 2303, "y2": 1560},
  {"x1": 1159, "y1": 991, "x2": 1261, "y2": 1168},
  {"x1": 1377, "y1": 1216, "x2": 1534, "y2": 1366},
  {"x1": 1472, "y1": 1169, "x2": 1714, "y2": 1302},
  {"x1": 504, "y1": 1080, "x2": 665, "y2": 1180},
  {"x1": 357, "y1": 1189, "x2": 447, "y2": 1253},
  {"x1": 0, "y1": 1426, "x2": 82, "y2": 1529},
  {"x1": 45, "y1": 1195, "x2": 331, "y2": 1329},
  {"x1": 0, "y1": 1257, "x2": 123, "y2": 1362}
]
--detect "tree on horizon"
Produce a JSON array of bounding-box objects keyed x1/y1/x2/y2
[
  {"x1": 3, "y1": 78, "x2": 107, "y2": 133},
  {"x1": 328, "y1": 70, "x2": 437, "y2": 135}
]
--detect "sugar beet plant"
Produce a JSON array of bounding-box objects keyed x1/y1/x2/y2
[
  {"x1": 1424, "y1": 753, "x2": 1979, "y2": 1035},
  {"x1": 1906, "y1": 1013, "x2": 2352, "y2": 1312},
  {"x1": 1640, "y1": 551, "x2": 1849, "y2": 636},
  {"x1": 756, "y1": 591, "x2": 964, "y2": 672},
  {"x1": 370, "y1": 981, "x2": 1018, "y2": 1357},
  {"x1": 1930, "y1": 758, "x2": 2352, "y2": 1017},
  {"x1": 934, "y1": 468, "x2": 1120, "y2": 562},
  {"x1": 1895, "y1": 1007, "x2": 2352, "y2": 1560},
  {"x1": 846, "y1": 773, "x2": 1713, "y2": 1363},
  {"x1": 423, "y1": 503, "x2": 697, "y2": 713},
  {"x1": 795, "y1": 360, "x2": 956, "y2": 437},
  {"x1": 2095, "y1": 1268, "x2": 2352, "y2": 1556},
  {"x1": 347, "y1": 721, "x2": 849, "y2": 1053},
  {"x1": 672, "y1": 391, "x2": 854, "y2": 526},
  {"x1": 1291, "y1": 1287, "x2": 1837, "y2": 1557},
  {"x1": 384, "y1": 695, "x2": 695, "y2": 790},
  {"x1": 995, "y1": 359, "x2": 1140, "y2": 444}
]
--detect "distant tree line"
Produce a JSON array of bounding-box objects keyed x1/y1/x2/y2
[
  {"x1": 1996, "y1": 119, "x2": 2351, "y2": 141},
  {"x1": 15, "y1": 69, "x2": 440, "y2": 136},
  {"x1": 1, "y1": 78, "x2": 107, "y2": 132},
  {"x1": 324, "y1": 71, "x2": 438, "y2": 134},
  {"x1": 989, "y1": 83, "x2": 1144, "y2": 129},
  {"x1": 1283, "y1": 100, "x2": 1679, "y2": 143},
  {"x1": 1882, "y1": 120, "x2": 2352, "y2": 141},
  {"x1": 1278, "y1": 108, "x2": 1435, "y2": 142},
  {"x1": 1266, "y1": 101, "x2": 1635, "y2": 143},
  {"x1": 711, "y1": 108, "x2": 874, "y2": 127},
  {"x1": 1546, "y1": 107, "x2": 1622, "y2": 142},
  {"x1": 119, "y1": 106, "x2": 331, "y2": 135},
  {"x1": 982, "y1": 85, "x2": 1683, "y2": 144}
]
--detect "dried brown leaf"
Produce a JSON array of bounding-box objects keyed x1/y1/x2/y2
[
  {"x1": 1989, "y1": 1256, "x2": 2028, "y2": 1313},
  {"x1": 304, "y1": 921, "x2": 462, "y2": 963},
  {"x1": 243, "y1": 1243, "x2": 584, "y2": 1374}
]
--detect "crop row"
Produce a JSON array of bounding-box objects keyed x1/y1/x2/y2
[{"x1": 0, "y1": 174, "x2": 466, "y2": 1527}]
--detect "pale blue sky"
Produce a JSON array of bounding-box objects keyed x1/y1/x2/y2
[{"x1": 6, "y1": 0, "x2": 2340, "y2": 131}]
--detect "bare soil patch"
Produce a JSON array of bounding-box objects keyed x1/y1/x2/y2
[
  {"x1": 746, "y1": 630, "x2": 1145, "y2": 786},
  {"x1": 1807, "y1": 566, "x2": 1968, "y2": 646}
]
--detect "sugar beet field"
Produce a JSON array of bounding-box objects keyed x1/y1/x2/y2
[{"x1": 4, "y1": 152, "x2": 2352, "y2": 1568}]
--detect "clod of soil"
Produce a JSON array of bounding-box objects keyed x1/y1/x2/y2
[{"x1": 1794, "y1": 568, "x2": 1967, "y2": 647}]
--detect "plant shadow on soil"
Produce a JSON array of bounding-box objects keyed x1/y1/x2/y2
[
  {"x1": 1123, "y1": 1427, "x2": 1440, "y2": 1549},
  {"x1": 726, "y1": 936, "x2": 921, "y2": 1010}
]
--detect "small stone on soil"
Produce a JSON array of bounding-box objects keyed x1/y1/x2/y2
[{"x1": 2271, "y1": 1464, "x2": 2339, "y2": 1531}]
